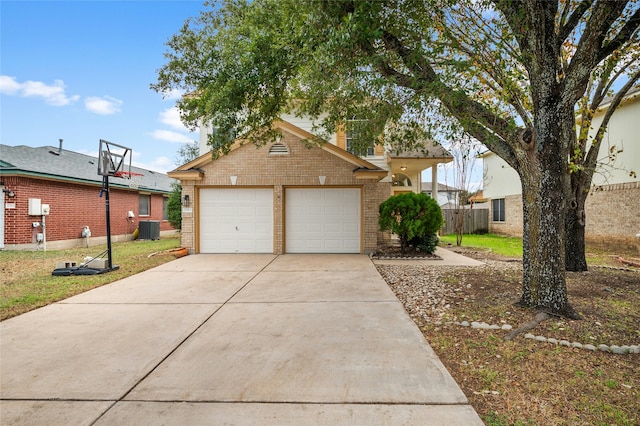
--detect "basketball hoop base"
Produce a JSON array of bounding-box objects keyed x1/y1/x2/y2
[
  {"x1": 52, "y1": 265, "x2": 119, "y2": 276},
  {"x1": 51, "y1": 248, "x2": 120, "y2": 276}
]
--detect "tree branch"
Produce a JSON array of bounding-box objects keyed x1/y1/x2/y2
[
  {"x1": 559, "y1": 0, "x2": 593, "y2": 42},
  {"x1": 565, "y1": 1, "x2": 631, "y2": 86},
  {"x1": 597, "y1": 7, "x2": 640, "y2": 64},
  {"x1": 377, "y1": 29, "x2": 516, "y2": 142}
]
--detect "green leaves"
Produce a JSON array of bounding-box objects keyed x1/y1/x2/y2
[{"x1": 378, "y1": 192, "x2": 443, "y2": 254}]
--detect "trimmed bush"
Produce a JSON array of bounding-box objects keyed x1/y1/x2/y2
[{"x1": 379, "y1": 192, "x2": 443, "y2": 254}]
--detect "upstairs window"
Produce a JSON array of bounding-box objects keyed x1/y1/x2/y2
[{"x1": 346, "y1": 119, "x2": 375, "y2": 156}]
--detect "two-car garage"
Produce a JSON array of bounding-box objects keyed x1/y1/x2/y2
[{"x1": 198, "y1": 188, "x2": 361, "y2": 254}]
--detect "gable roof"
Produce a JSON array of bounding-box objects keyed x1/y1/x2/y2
[
  {"x1": 0, "y1": 144, "x2": 174, "y2": 193},
  {"x1": 421, "y1": 182, "x2": 461, "y2": 192},
  {"x1": 598, "y1": 84, "x2": 640, "y2": 110},
  {"x1": 169, "y1": 120, "x2": 388, "y2": 180},
  {"x1": 387, "y1": 144, "x2": 452, "y2": 160}
]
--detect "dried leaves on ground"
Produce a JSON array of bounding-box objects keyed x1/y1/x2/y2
[{"x1": 377, "y1": 247, "x2": 640, "y2": 425}]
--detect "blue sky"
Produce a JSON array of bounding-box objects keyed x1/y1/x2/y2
[{"x1": 1, "y1": 0, "x2": 205, "y2": 173}]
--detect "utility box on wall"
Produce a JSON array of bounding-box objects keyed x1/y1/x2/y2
[
  {"x1": 138, "y1": 220, "x2": 160, "y2": 240},
  {"x1": 28, "y1": 198, "x2": 42, "y2": 216}
]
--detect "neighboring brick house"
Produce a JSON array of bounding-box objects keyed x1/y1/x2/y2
[
  {"x1": 169, "y1": 119, "x2": 452, "y2": 254},
  {"x1": 0, "y1": 143, "x2": 176, "y2": 250},
  {"x1": 482, "y1": 87, "x2": 640, "y2": 248}
]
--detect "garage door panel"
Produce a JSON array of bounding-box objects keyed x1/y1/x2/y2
[
  {"x1": 323, "y1": 223, "x2": 342, "y2": 233},
  {"x1": 237, "y1": 206, "x2": 256, "y2": 217},
  {"x1": 342, "y1": 223, "x2": 359, "y2": 233},
  {"x1": 255, "y1": 205, "x2": 272, "y2": 214},
  {"x1": 286, "y1": 188, "x2": 360, "y2": 253},
  {"x1": 324, "y1": 206, "x2": 342, "y2": 217},
  {"x1": 200, "y1": 189, "x2": 273, "y2": 253}
]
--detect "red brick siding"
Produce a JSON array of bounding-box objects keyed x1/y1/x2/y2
[{"x1": 2, "y1": 176, "x2": 172, "y2": 246}]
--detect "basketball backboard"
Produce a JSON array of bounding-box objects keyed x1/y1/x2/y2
[{"x1": 98, "y1": 139, "x2": 132, "y2": 177}]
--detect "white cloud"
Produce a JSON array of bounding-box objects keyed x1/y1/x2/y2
[
  {"x1": 132, "y1": 155, "x2": 174, "y2": 174},
  {"x1": 0, "y1": 75, "x2": 21, "y2": 94},
  {"x1": 161, "y1": 88, "x2": 184, "y2": 100},
  {"x1": 0, "y1": 75, "x2": 80, "y2": 106},
  {"x1": 151, "y1": 129, "x2": 194, "y2": 144},
  {"x1": 85, "y1": 96, "x2": 123, "y2": 115},
  {"x1": 159, "y1": 107, "x2": 187, "y2": 130}
]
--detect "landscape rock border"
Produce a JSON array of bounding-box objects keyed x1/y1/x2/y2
[
  {"x1": 449, "y1": 320, "x2": 640, "y2": 355},
  {"x1": 369, "y1": 252, "x2": 442, "y2": 261}
]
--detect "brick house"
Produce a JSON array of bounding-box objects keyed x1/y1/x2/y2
[
  {"x1": 482, "y1": 87, "x2": 640, "y2": 248},
  {"x1": 169, "y1": 120, "x2": 452, "y2": 254},
  {"x1": 0, "y1": 143, "x2": 175, "y2": 250}
]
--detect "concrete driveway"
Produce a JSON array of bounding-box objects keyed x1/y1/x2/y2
[{"x1": 1, "y1": 254, "x2": 482, "y2": 425}]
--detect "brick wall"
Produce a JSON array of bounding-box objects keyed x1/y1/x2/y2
[
  {"x1": 584, "y1": 181, "x2": 640, "y2": 248},
  {"x1": 180, "y1": 131, "x2": 390, "y2": 254},
  {"x1": 488, "y1": 182, "x2": 639, "y2": 248},
  {"x1": 2, "y1": 176, "x2": 172, "y2": 249},
  {"x1": 489, "y1": 193, "x2": 523, "y2": 237}
]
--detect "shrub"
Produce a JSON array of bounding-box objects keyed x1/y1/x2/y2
[
  {"x1": 167, "y1": 182, "x2": 183, "y2": 231},
  {"x1": 410, "y1": 233, "x2": 440, "y2": 254},
  {"x1": 378, "y1": 192, "x2": 443, "y2": 254}
]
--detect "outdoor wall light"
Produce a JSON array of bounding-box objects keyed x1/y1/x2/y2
[
  {"x1": 183, "y1": 194, "x2": 190, "y2": 207},
  {"x1": 400, "y1": 165, "x2": 407, "y2": 171},
  {"x1": 3, "y1": 189, "x2": 15, "y2": 197}
]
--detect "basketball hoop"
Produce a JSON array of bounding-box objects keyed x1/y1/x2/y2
[{"x1": 114, "y1": 171, "x2": 144, "y2": 190}]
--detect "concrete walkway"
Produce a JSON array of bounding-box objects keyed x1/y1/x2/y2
[{"x1": 1, "y1": 254, "x2": 482, "y2": 425}]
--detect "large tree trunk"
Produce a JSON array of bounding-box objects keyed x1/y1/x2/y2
[
  {"x1": 517, "y1": 105, "x2": 580, "y2": 319},
  {"x1": 519, "y1": 170, "x2": 573, "y2": 316},
  {"x1": 565, "y1": 115, "x2": 589, "y2": 272}
]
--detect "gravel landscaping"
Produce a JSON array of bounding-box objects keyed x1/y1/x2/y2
[{"x1": 376, "y1": 250, "x2": 639, "y2": 425}]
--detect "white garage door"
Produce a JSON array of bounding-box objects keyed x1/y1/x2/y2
[
  {"x1": 199, "y1": 188, "x2": 273, "y2": 253},
  {"x1": 286, "y1": 188, "x2": 361, "y2": 253}
]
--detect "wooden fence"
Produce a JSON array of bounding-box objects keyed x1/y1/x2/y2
[{"x1": 441, "y1": 208, "x2": 489, "y2": 235}]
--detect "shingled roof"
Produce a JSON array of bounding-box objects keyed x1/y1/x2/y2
[{"x1": 0, "y1": 144, "x2": 174, "y2": 193}]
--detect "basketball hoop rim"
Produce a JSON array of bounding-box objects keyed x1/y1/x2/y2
[{"x1": 114, "y1": 171, "x2": 144, "y2": 178}]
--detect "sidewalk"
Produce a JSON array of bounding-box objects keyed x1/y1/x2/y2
[{"x1": 1, "y1": 254, "x2": 483, "y2": 425}]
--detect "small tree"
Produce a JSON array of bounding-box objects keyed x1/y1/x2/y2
[
  {"x1": 443, "y1": 135, "x2": 483, "y2": 246},
  {"x1": 379, "y1": 192, "x2": 443, "y2": 254},
  {"x1": 167, "y1": 182, "x2": 182, "y2": 231},
  {"x1": 167, "y1": 141, "x2": 200, "y2": 232}
]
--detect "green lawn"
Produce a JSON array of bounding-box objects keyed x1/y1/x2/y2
[
  {"x1": 440, "y1": 233, "x2": 524, "y2": 257},
  {"x1": 0, "y1": 236, "x2": 181, "y2": 320}
]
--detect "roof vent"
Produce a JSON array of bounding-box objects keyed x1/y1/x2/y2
[
  {"x1": 49, "y1": 139, "x2": 63, "y2": 156},
  {"x1": 268, "y1": 142, "x2": 289, "y2": 155}
]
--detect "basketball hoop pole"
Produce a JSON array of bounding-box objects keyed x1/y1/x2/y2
[
  {"x1": 103, "y1": 174, "x2": 114, "y2": 270},
  {"x1": 97, "y1": 139, "x2": 130, "y2": 272}
]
